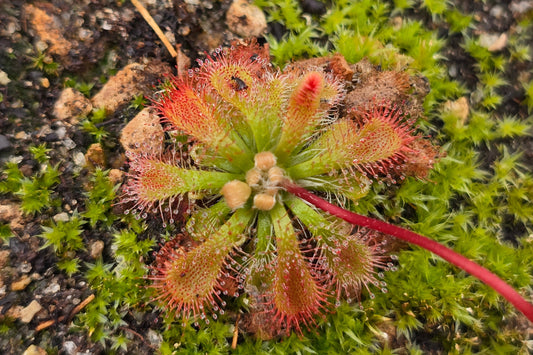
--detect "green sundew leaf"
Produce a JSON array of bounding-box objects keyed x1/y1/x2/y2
[
  {"x1": 158, "y1": 80, "x2": 253, "y2": 169},
  {"x1": 284, "y1": 195, "x2": 330, "y2": 238},
  {"x1": 240, "y1": 75, "x2": 288, "y2": 152},
  {"x1": 288, "y1": 115, "x2": 407, "y2": 180},
  {"x1": 186, "y1": 200, "x2": 231, "y2": 241},
  {"x1": 126, "y1": 157, "x2": 241, "y2": 206},
  {"x1": 299, "y1": 173, "x2": 372, "y2": 203},
  {"x1": 246, "y1": 211, "x2": 275, "y2": 291},
  {"x1": 155, "y1": 208, "x2": 254, "y2": 312}
]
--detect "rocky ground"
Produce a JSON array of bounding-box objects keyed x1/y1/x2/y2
[
  {"x1": 0, "y1": 0, "x2": 532, "y2": 354},
  {"x1": 1, "y1": 1, "x2": 262, "y2": 353}
]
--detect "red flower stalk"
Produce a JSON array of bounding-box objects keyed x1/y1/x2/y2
[{"x1": 282, "y1": 181, "x2": 533, "y2": 323}]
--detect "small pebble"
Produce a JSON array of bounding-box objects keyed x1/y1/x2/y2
[
  {"x1": 90, "y1": 240, "x2": 105, "y2": 259},
  {"x1": 53, "y1": 212, "x2": 70, "y2": 223},
  {"x1": 479, "y1": 32, "x2": 508, "y2": 52},
  {"x1": 73, "y1": 151, "x2": 86, "y2": 166},
  {"x1": 0, "y1": 69, "x2": 11, "y2": 85},
  {"x1": 226, "y1": 0, "x2": 267, "y2": 37},
  {"x1": 15, "y1": 131, "x2": 30, "y2": 140},
  {"x1": 11, "y1": 275, "x2": 32, "y2": 291},
  {"x1": 55, "y1": 126, "x2": 67, "y2": 140},
  {"x1": 18, "y1": 261, "x2": 32, "y2": 274},
  {"x1": 20, "y1": 300, "x2": 42, "y2": 323},
  {"x1": 43, "y1": 281, "x2": 60, "y2": 294},
  {"x1": 147, "y1": 329, "x2": 163, "y2": 348},
  {"x1": 63, "y1": 138, "x2": 76, "y2": 150},
  {"x1": 40, "y1": 77, "x2": 50, "y2": 88},
  {"x1": 63, "y1": 340, "x2": 77, "y2": 355},
  {"x1": 23, "y1": 345, "x2": 47, "y2": 355}
]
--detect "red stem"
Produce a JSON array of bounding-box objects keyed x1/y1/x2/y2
[{"x1": 283, "y1": 181, "x2": 533, "y2": 323}]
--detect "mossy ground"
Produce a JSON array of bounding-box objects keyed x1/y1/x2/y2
[{"x1": 0, "y1": 0, "x2": 532, "y2": 354}]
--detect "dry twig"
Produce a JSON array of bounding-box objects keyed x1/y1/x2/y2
[
  {"x1": 35, "y1": 294, "x2": 95, "y2": 332},
  {"x1": 130, "y1": 0, "x2": 178, "y2": 58}
]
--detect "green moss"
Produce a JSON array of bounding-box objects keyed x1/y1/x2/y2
[{"x1": 248, "y1": 0, "x2": 533, "y2": 352}]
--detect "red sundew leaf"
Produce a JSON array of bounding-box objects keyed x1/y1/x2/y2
[
  {"x1": 275, "y1": 72, "x2": 325, "y2": 160},
  {"x1": 121, "y1": 154, "x2": 238, "y2": 216},
  {"x1": 149, "y1": 208, "x2": 253, "y2": 320},
  {"x1": 268, "y1": 203, "x2": 329, "y2": 332},
  {"x1": 288, "y1": 105, "x2": 414, "y2": 180},
  {"x1": 326, "y1": 232, "x2": 387, "y2": 300},
  {"x1": 155, "y1": 80, "x2": 228, "y2": 147}
]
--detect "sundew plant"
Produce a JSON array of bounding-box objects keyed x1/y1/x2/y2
[{"x1": 121, "y1": 42, "x2": 533, "y2": 335}]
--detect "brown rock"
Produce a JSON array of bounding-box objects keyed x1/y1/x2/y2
[
  {"x1": 23, "y1": 4, "x2": 72, "y2": 57},
  {"x1": 85, "y1": 143, "x2": 106, "y2": 170},
  {"x1": 120, "y1": 107, "x2": 164, "y2": 156},
  {"x1": 0, "y1": 202, "x2": 23, "y2": 232},
  {"x1": 91, "y1": 61, "x2": 171, "y2": 114},
  {"x1": 226, "y1": 0, "x2": 267, "y2": 38},
  {"x1": 11, "y1": 275, "x2": 32, "y2": 291},
  {"x1": 5, "y1": 305, "x2": 22, "y2": 319},
  {"x1": 23, "y1": 345, "x2": 47, "y2": 355},
  {"x1": 53, "y1": 88, "x2": 93, "y2": 124},
  {"x1": 20, "y1": 300, "x2": 42, "y2": 323}
]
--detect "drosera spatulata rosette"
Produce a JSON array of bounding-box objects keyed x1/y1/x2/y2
[{"x1": 121, "y1": 41, "x2": 533, "y2": 333}]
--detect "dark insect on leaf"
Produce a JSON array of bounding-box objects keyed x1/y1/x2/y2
[{"x1": 231, "y1": 76, "x2": 248, "y2": 91}]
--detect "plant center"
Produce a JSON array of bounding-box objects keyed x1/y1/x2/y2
[{"x1": 221, "y1": 151, "x2": 285, "y2": 211}]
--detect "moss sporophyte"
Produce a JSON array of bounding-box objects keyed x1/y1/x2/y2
[{"x1": 121, "y1": 43, "x2": 533, "y2": 332}]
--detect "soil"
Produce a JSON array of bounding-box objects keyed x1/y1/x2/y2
[{"x1": 0, "y1": 0, "x2": 531, "y2": 354}]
